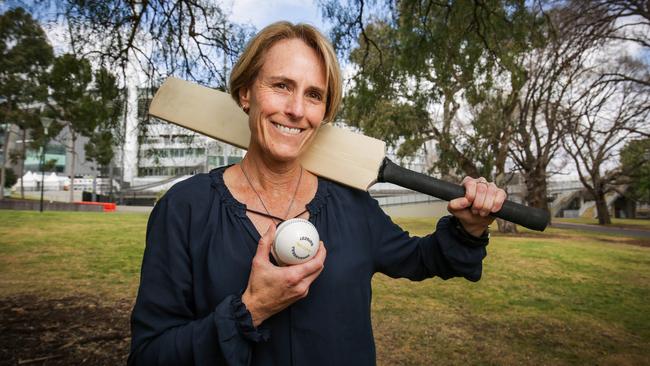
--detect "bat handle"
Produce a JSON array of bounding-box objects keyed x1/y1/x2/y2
[{"x1": 378, "y1": 158, "x2": 550, "y2": 231}]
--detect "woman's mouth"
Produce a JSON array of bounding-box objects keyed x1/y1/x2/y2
[{"x1": 272, "y1": 122, "x2": 303, "y2": 135}]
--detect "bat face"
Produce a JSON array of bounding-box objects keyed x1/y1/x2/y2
[{"x1": 149, "y1": 77, "x2": 386, "y2": 191}]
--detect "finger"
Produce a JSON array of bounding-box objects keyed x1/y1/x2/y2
[
  {"x1": 480, "y1": 183, "x2": 497, "y2": 217},
  {"x1": 290, "y1": 241, "x2": 326, "y2": 279},
  {"x1": 462, "y1": 176, "x2": 477, "y2": 204},
  {"x1": 447, "y1": 197, "x2": 470, "y2": 213},
  {"x1": 491, "y1": 188, "x2": 508, "y2": 213},
  {"x1": 472, "y1": 179, "x2": 488, "y2": 215},
  {"x1": 256, "y1": 224, "x2": 276, "y2": 257},
  {"x1": 301, "y1": 264, "x2": 325, "y2": 288},
  {"x1": 461, "y1": 176, "x2": 474, "y2": 185}
]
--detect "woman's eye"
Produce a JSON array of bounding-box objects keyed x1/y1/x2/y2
[
  {"x1": 276, "y1": 83, "x2": 288, "y2": 90},
  {"x1": 308, "y1": 91, "x2": 322, "y2": 101}
]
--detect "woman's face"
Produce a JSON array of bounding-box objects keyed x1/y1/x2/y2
[{"x1": 240, "y1": 38, "x2": 327, "y2": 163}]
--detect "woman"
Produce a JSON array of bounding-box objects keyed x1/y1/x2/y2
[{"x1": 129, "y1": 22, "x2": 506, "y2": 366}]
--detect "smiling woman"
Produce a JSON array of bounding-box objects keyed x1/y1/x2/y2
[{"x1": 129, "y1": 21, "x2": 508, "y2": 366}]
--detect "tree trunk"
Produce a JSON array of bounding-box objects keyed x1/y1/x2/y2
[
  {"x1": 0, "y1": 124, "x2": 10, "y2": 201},
  {"x1": 20, "y1": 128, "x2": 26, "y2": 199},
  {"x1": 496, "y1": 218, "x2": 518, "y2": 233},
  {"x1": 494, "y1": 172, "x2": 517, "y2": 233},
  {"x1": 525, "y1": 170, "x2": 550, "y2": 213},
  {"x1": 108, "y1": 161, "x2": 114, "y2": 201},
  {"x1": 69, "y1": 133, "x2": 77, "y2": 203},
  {"x1": 594, "y1": 190, "x2": 611, "y2": 225},
  {"x1": 91, "y1": 163, "x2": 97, "y2": 202}
]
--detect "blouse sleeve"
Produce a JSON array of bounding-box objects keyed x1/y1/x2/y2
[
  {"x1": 368, "y1": 197, "x2": 488, "y2": 282},
  {"x1": 128, "y1": 195, "x2": 268, "y2": 366}
]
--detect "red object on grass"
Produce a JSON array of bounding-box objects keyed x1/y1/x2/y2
[{"x1": 75, "y1": 201, "x2": 116, "y2": 212}]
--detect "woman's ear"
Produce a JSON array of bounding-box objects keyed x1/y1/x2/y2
[{"x1": 239, "y1": 87, "x2": 250, "y2": 113}]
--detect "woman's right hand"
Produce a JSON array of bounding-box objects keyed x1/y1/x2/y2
[{"x1": 241, "y1": 224, "x2": 326, "y2": 327}]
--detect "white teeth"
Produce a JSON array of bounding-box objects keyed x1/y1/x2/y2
[{"x1": 273, "y1": 123, "x2": 302, "y2": 135}]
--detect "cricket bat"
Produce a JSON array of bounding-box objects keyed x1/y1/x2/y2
[{"x1": 149, "y1": 77, "x2": 550, "y2": 231}]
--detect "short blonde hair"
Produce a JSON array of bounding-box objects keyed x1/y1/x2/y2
[{"x1": 229, "y1": 21, "x2": 342, "y2": 123}]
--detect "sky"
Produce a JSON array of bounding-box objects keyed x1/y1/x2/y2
[
  {"x1": 0, "y1": 0, "x2": 330, "y2": 35},
  {"x1": 226, "y1": 0, "x2": 328, "y2": 31}
]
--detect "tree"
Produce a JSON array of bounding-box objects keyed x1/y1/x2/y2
[
  {"x1": 562, "y1": 68, "x2": 650, "y2": 224},
  {"x1": 46, "y1": 54, "x2": 119, "y2": 202},
  {"x1": 508, "y1": 1, "x2": 612, "y2": 212},
  {"x1": 36, "y1": 0, "x2": 253, "y2": 88},
  {"x1": 84, "y1": 68, "x2": 123, "y2": 169},
  {"x1": 620, "y1": 138, "x2": 650, "y2": 204},
  {"x1": 323, "y1": 0, "x2": 547, "y2": 173},
  {"x1": 584, "y1": 0, "x2": 650, "y2": 89},
  {"x1": 0, "y1": 7, "x2": 53, "y2": 200},
  {"x1": 25, "y1": 0, "x2": 254, "y2": 194}
]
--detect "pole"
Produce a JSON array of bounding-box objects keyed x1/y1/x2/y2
[
  {"x1": 39, "y1": 118, "x2": 52, "y2": 212},
  {"x1": 39, "y1": 144, "x2": 46, "y2": 212},
  {"x1": 92, "y1": 163, "x2": 97, "y2": 202},
  {"x1": 1, "y1": 122, "x2": 11, "y2": 201}
]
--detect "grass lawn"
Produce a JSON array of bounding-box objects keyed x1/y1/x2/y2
[{"x1": 1, "y1": 210, "x2": 649, "y2": 365}]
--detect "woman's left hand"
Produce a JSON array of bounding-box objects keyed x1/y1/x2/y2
[{"x1": 447, "y1": 176, "x2": 508, "y2": 237}]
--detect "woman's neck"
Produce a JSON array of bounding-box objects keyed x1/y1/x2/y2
[{"x1": 240, "y1": 145, "x2": 302, "y2": 194}]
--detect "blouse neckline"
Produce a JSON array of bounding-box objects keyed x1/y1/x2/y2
[{"x1": 209, "y1": 165, "x2": 329, "y2": 221}]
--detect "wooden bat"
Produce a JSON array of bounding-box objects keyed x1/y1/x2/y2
[{"x1": 149, "y1": 77, "x2": 550, "y2": 231}]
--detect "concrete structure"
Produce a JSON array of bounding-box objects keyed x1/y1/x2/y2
[
  {"x1": 0, "y1": 198, "x2": 102, "y2": 212},
  {"x1": 506, "y1": 178, "x2": 638, "y2": 219}
]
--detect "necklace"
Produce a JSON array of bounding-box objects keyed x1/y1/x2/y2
[{"x1": 240, "y1": 163, "x2": 304, "y2": 224}]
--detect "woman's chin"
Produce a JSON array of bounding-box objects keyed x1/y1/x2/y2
[
  {"x1": 261, "y1": 138, "x2": 310, "y2": 164},
  {"x1": 266, "y1": 149, "x2": 303, "y2": 164}
]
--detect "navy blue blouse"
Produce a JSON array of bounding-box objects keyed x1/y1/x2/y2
[{"x1": 129, "y1": 166, "x2": 488, "y2": 366}]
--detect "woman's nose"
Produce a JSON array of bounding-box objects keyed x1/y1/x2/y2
[{"x1": 285, "y1": 93, "x2": 305, "y2": 120}]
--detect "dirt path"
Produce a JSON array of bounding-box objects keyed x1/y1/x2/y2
[
  {"x1": 0, "y1": 295, "x2": 131, "y2": 366},
  {"x1": 551, "y1": 222, "x2": 650, "y2": 240}
]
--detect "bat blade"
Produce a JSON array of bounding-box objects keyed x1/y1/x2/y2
[
  {"x1": 148, "y1": 77, "x2": 250, "y2": 149},
  {"x1": 149, "y1": 77, "x2": 386, "y2": 190}
]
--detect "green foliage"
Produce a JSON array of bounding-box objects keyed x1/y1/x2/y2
[
  {"x1": 0, "y1": 7, "x2": 53, "y2": 131},
  {"x1": 46, "y1": 54, "x2": 123, "y2": 170},
  {"x1": 0, "y1": 7, "x2": 53, "y2": 103},
  {"x1": 43, "y1": 158, "x2": 58, "y2": 172},
  {"x1": 84, "y1": 67, "x2": 123, "y2": 169},
  {"x1": 47, "y1": 54, "x2": 94, "y2": 132},
  {"x1": 3, "y1": 167, "x2": 17, "y2": 188},
  {"x1": 620, "y1": 138, "x2": 650, "y2": 202},
  {"x1": 85, "y1": 130, "x2": 116, "y2": 167},
  {"x1": 326, "y1": 0, "x2": 547, "y2": 177}
]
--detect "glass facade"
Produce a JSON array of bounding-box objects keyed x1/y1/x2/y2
[{"x1": 23, "y1": 144, "x2": 66, "y2": 173}]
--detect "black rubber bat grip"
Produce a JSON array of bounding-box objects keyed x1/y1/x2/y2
[{"x1": 378, "y1": 158, "x2": 550, "y2": 231}]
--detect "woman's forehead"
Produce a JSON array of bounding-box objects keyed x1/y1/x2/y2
[{"x1": 258, "y1": 38, "x2": 326, "y2": 88}]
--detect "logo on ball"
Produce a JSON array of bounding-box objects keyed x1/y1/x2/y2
[{"x1": 273, "y1": 219, "x2": 320, "y2": 266}]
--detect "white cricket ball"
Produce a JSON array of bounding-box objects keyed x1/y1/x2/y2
[{"x1": 272, "y1": 218, "x2": 320, "y2": 266}]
